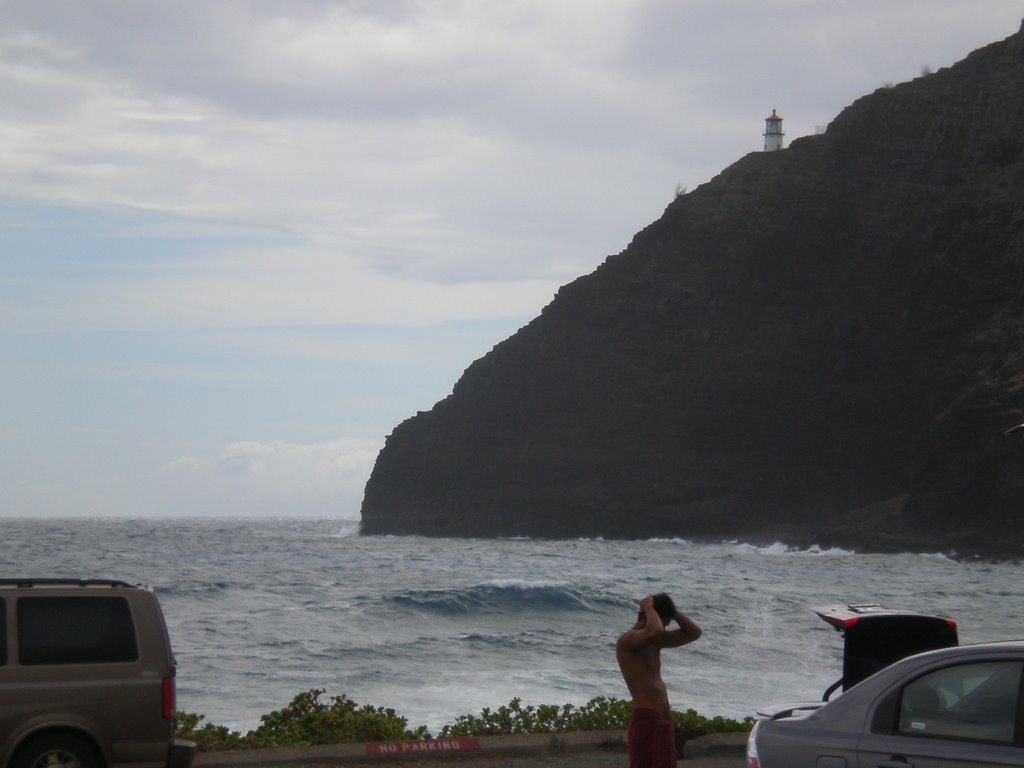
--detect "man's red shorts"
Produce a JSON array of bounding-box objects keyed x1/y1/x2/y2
[{"x1": 627, "y1": 706, "x2": 677, "y2": 768}]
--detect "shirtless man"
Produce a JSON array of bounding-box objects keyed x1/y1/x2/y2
[{"x1": 616, "y1": 593, "x2": 702, "y2": 768}]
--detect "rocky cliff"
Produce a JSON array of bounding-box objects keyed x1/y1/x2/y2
[{"x1": 360, "y1": 27, "x2": 1024, "y2": 557}]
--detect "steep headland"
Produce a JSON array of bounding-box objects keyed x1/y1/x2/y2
[{"x1": 360, "y1": 28, "x2": 1024, "y2": 557}]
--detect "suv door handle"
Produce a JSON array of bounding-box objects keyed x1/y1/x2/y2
[{"x1": 876, "y1": 759, "x2": 912, "y2": 768}]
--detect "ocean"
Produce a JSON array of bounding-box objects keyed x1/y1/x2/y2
[{"x1": 2, "y1": 517, "x2": 1021, "y2": 735}]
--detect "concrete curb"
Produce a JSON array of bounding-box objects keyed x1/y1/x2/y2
[
  {"x1": 194, "y1": 730, "x2": 746, "y2": 766},
  {"x1": 195, "y1": 731, "x2": 624, "y2": 766}
]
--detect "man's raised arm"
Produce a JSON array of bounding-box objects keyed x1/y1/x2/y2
[
  {"x1": 663, "y1": 608, "x2": 702, "y2": 648},
  {"x1": 616, "y1": 596, "x2": 665, "y2": 651}
]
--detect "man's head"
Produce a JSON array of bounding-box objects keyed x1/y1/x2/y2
[
  {"x1": 652, "y1": 593, "x2": 676, "y2": 625},
  {"x1": 636, "y1": 592, "x2": 677, "y2": 626}
]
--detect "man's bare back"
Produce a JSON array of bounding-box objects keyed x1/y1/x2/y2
[{"x1": 616, "y1": 594, "x2": 702, "y2": 718}]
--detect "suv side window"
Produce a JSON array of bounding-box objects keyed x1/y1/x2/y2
[
  {"x1": 898, "y1": 661, "x2": 1022, "y2": 744},
  {"x1": 18, "y1": 597, "x2": 138, "y2": 665}
]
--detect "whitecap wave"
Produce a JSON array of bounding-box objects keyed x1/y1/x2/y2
[{"x1": 328, "y1": 519, "x2": 361, "y2": 538}]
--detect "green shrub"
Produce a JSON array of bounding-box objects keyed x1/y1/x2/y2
[
  {"x1": 177, "y1": 690, "x2": 752, "y2": 752},
  {"x1": 247, "y1": 688, "x2": 429, "y2": 747},
  {"x1": 177, "y1": 689, "x2": 428, "y2": 751},
  {"x1": 438, "y1": 695, "x2": 753, "y2": 747},
  {"x1": 439, "y1": 696, "x2": 634, "y2": 736},
  {"x1": 174, "y1": 711, "x2": 245, "y2": 752},
  {"x1": 671, "y1": 707, "x2": 755, "y2": 753}
]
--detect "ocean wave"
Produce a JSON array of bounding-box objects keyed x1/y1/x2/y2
[
  {"x1": 919, "y1": 551, "x2": 957, "y2": 562},
  {"x1": 726, "y1": 540, "x2": 859, "y2": 556},
  {"x1": 725, "y1": 541, "x2": 791, "y2": 555},
  {"x1": 389, "y1": 580, "x2": 618, "y2": 615},
  {"x1": 155, "y1": 580, "x2": 234, "y2": 595},
  {"x1": 648, "y1": 537, "x2": 695, "y2": 545},
  {"x1": 327, "y1": 520, "x2": 361, "y2": 538},
  {"x1": 800, "y1": 544, "x2": 856, "y2": 556},
  {"x1": 644, "y1": 538, "x2": 854, "y2": 556}
]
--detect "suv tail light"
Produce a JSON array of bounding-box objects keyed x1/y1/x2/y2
[{"x1": 162, "y1": 676, "x2": 175, "y2": 719}]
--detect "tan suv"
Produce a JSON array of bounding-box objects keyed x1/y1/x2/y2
[{"x1": 0, "y1": 579, "x2": 195, "y2": 768}]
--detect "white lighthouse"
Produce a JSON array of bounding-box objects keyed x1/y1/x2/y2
[{"x1": 763, "y1": 108, "x2": 784, "y2": 151}]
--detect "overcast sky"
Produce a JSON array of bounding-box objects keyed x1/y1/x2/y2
[{"x1": 2, "y1": 2, "x2": 1021, "y2": 520}]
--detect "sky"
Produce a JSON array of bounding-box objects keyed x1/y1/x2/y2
[{"x1": 2, "y1": 2, "x2": 1022, "y2": 521}]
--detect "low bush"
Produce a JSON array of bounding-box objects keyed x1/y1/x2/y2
[
  {"x1": 437, "y1": 695, "x2": 753, "y2": 753},
  {"x1": 174, "y1": 711, "x2": 245, "y2": 752},
  {"x1": 176, "y1": 689, "x2": 428, "y2": 751},
  {"x1": 177, "y1": 690, "x2": 753, "y2": 752},
  {"x1": 439, "y1": 696, "x2": 633, "y2": 736}
]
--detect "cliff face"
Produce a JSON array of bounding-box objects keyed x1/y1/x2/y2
[{"x1": 360, "y1": 29, "x2": 1024, "y2": 556}]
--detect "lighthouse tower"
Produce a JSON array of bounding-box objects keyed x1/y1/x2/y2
[{"x1": 763, "y1": 108, "x2": 784, "y2": 151}]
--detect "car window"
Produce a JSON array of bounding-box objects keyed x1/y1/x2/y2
[
  {"x1": 18, "y1": 596, "x2": 138, "y2": 665},
  {"x1": 898, "y1": 660, "x2": 1022, "y2": 744}
]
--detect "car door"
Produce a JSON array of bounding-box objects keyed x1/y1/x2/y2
[{"x1": 857, "y1": 658, "x2": 1024, "y2": 767}]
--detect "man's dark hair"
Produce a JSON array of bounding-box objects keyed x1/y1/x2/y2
[
  {"x1": 635, "y1": 592, "x2": 677, "y2": 625},
  {"x1": 652, "y1": 593, "x2": 676, "y2": 625}
]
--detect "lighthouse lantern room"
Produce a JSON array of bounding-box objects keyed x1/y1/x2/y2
[{"x1": 763, "y1": 108, "x2": 784, "y2": 151}]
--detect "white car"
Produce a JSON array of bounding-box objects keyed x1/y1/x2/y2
[{"x1": 747, "y1": 640, "x2": 1024, "y2": 768}]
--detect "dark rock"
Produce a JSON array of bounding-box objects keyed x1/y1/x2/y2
[{"x1": 360, "y1": 26, "x2": 1024, "y2": 558}]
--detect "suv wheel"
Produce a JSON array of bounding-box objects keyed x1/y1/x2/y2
[{"x1": 13, "y1": 733, "x2": 99, "y2": 768}]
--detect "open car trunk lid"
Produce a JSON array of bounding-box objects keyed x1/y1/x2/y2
[{"x1": 814, "y1": 604, "x2": 958, "y2": 696}]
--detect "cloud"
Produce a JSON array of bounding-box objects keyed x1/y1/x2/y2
[
  {"x1": 2, "y1": 235, "x2": 560, "y2": 334},
  {"x1": 155, "y1": 438, "x2": 382, "y2": 518},
  {"x1": 4, "y1": 2, "x2": 1020, "y2": 304},
  {"x1": 0, "y1": 3, "x2": 672, "y2": 291},
  {"x1": 0, "y1": 438, "x2": 381, "y2": 519}
]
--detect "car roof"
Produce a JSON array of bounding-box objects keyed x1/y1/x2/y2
[
  {"x1": 919, "y1": 638, "x2": 1024, "y2": 655},
  {"x1": 855, "y1": 638, "x2": 1024, "y2": 679},
  {"x1": 0, "y1": 579, "x2": 142, "y2": 590}
]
